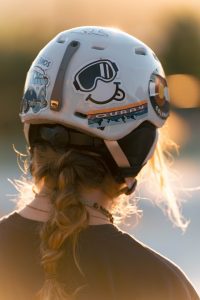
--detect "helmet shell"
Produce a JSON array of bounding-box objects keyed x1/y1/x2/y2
[{"x1": 20, "y1": 26, "x2": 170, "y2": 142}]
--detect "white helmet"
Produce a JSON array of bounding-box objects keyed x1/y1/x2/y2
[{"x1": 20, "y1": 26, "x2": 170, "y2": 193}]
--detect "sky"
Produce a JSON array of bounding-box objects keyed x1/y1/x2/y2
[{"x1": 1, "y1": 0, "x2": 200, "y2": 49}]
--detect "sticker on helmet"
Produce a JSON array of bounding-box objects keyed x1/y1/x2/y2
[
  {"x1": 72, "y1": 28, "x2": 109, "y2": 37},
  {"x1": 36, "y1": 56, "x2": 52, "y2": 69},
  {"x1": 73, "y1": 59, "x2": 125, "y2": 104},
  {"x1": 87, "y1": 101, "x2": 148, "y2": 128},
  {"x1": 21, "y1": 66, "x2": 48, "y2": 114},
  {"x1": 149, "y1": 72, "x2": 170, "y2": 120}
]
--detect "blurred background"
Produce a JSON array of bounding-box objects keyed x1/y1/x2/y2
[{"x1": 0, "y1": 0, "x2": 200, "y2": 293}]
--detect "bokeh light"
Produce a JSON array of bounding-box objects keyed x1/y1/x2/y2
[
  {"x1": 168, "y1": 74, "x2": 200, "y2": 108},
  {"x1": 165, "y1": 111, "x2": 190, "y2": 146}
]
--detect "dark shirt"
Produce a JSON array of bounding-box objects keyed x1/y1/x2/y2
[{"x1": 0, "y1": 212, "x2": 199, "y2": 300}]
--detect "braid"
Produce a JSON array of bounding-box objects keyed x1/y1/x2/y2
[
  {"x1": 35, "y1": 150, "x2": 90, "y2": 300},
  {"x1": 31, "y1": 145, "x2": 124, "y2": 300}
]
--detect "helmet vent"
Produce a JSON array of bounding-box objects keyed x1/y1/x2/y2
[
  {"x1": 135, "y1": 47, "x2": 147, "y2": 56},
  {"x1": 57, "y1": 36, "x2": 66, "y2": 43},
  {"x1": 71, "y1": 41, "x2": 79, "y2": 47},
  {"x1": 91, "y1": 46, "x2": 105, "y2": 50},
  {"x1": 74, "y1": 111, "x2": 87, "y2": 119}
]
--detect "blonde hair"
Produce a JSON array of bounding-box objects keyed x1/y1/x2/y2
[
  {"x1": 138, "y1": 127, "x2": 188, "y2": 230},
  {"x1": 29, "y1": 144, "x2": 125, "y2": 300},
  {"x1": 12, "y1": 127, "x2": 188, "y2": 299}
]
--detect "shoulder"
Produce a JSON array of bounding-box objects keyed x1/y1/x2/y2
[
  {"x1": 117, "y1": 229, "x2": 199, "y2": 299},
  {"x1": 0, "y1": 212, "x2": 41, "y2": 249},
  {"x1": 0, "y1": 211, "x2": 26, "y2": 231},
  {"x1": 0, "y1": 212, "x2": 24, "y2": 250},
  {"x1": 81, "y1": 225, "x2": 199, "y2": 299},
  {"x1": 0, "y1": 212, "x2": 16, "y2": 233}
]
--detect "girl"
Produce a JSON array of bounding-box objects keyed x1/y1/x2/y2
[{"x1": 0, "y1": 26, "x2": 199, "y2": 300}]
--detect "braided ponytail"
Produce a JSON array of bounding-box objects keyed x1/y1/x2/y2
[{"x1": 30, "y1": 145, "x2": 123, "y2": 300}]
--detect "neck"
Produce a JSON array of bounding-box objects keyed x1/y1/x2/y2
[
  {"x1": 18, "y1": 191, "x2": 113, "y2": 225},
  {"x1": 18, "y1": 193, "x2": 53, "y2": 222}
]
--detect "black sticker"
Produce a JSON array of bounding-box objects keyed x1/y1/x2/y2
[
  {"x1": 73, "y1": 59, "x2": 125, "y2": 104},
  {"x1": 149, "y1": 72, "x2": 170, "y2": 120}
]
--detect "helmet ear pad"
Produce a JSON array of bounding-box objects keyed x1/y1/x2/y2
[
  {"x1": 28, "y1": 121, "x2": 157, "y2": 183},
  {"x1": 102, "y1": 121, "x2": 157, "y2": 181}
]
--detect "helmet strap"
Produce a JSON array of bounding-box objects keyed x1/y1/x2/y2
[
  {"x1": 104, "y1": 140, "x2": 137, "y2": 194},
  {"x1": 50, "y1": 40, "x2": 80, "y2": 111}
]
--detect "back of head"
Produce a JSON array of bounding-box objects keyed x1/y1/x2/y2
[
  {"x1": 20, "y1": 25, "x2": 170, "y2": 193},
  {"x1": 30, "y1": 142, "x2": 127, "y2": 300},
  {"x1": 18, "y1": 26, "x2": 183, "y2": 300}
]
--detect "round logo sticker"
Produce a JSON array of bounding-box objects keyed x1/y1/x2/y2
[{"x1": 149, "y1": 72, "x2": 170, "y2": 120}]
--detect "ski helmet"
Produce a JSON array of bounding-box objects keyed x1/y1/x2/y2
[{"x1": 20, "y1": 26, "x2": 170, "y2": 193}]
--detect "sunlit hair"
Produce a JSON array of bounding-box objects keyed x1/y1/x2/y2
[
  {"x1": 27, "y1": 144, "x2": 127, "y2": 300},
  {"x1": 12, "y1": 126, "x2": 189, "y2": 299},
  {"x1": 13, "y1": 127, "x2": 189, "y2": 229},
  {"x1": 137, "y1": 124, "x2": 189, "y2": 230}
]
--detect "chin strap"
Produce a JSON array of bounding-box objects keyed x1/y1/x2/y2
[
  {"x1": 124, "y1": 178, "x2": 137, "y2": 195},
  {"x1": 104, "y1": 140, "x2": 137, "y2": 194}
]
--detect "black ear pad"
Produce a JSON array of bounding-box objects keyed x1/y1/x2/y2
[
  {"x1": 117, "y1": 121, "x2": 157, "y2": 177},
  {"x1": 28, "y1": 121, "x2": 156, "y2": 182},
  {"x1": 97, "y1": 121, "x2": 157, "y2": 182}
]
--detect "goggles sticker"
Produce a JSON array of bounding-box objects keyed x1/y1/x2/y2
[
  {"x1": 87, "y1": 101, "x2": 148, "y2": 128},
  {"x1": 149, "y1": 72, "x2": 170, "y2": 120},
  {"x1": 73, "y1": 59, "x2": 125, "y2": 104},
  {"x1": 21, "y1": 66, "x2": 48, "y2": 114}
]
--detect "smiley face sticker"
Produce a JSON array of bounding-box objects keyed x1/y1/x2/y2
[{"x1": 73, "y1": 59, "x2": 125, "y2": 105}]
